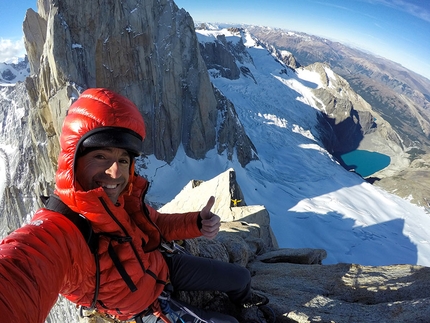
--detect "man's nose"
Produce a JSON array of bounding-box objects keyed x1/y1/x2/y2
[{"x1": 105, "y1": 161, "x2": 122, "y2": 178}]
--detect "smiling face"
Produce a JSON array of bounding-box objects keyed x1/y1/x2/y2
[{"x1": 75, "y1": 147, "x2": 131, "y2": 203}]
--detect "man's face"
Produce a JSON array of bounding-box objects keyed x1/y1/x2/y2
[{"x1": 75, "y1": 147, "x2": 131, "y2": 203}]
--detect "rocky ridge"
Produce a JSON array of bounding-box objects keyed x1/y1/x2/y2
[
  {"x1": 79, "y1": 169, "x2": 430, "y2": 323},
  {"x1": 23, "y1": 0, "x2": 256, "y2": 167}
]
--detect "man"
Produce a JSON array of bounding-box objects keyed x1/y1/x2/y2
[{"x1": 0, "y1": 88, "x2": 267, "y2": 322}]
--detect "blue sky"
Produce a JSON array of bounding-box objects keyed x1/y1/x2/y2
[
  {"x1": 1, "y1": 0, "x2": 429, "y2": 79},
  {"x1": 174, "y1": 0, "x2": 430, "y2": 80},
  {"x1": 0, "y1": 1, "x2": 37, "y2": 63}
]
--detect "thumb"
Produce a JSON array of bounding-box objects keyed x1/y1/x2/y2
[{"x1": 200, "y1": 196, "x2": 215, "y2": 219}]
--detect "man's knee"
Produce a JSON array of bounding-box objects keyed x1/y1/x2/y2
[{"x1": 231, "y1": 264, "x2": 251, "y2": 285}]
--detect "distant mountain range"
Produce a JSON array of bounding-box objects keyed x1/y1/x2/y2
[
  {"x1": 244, "y1": 26, "x2": 430, "y2": 154},
  {"x1": 0, "y1": 57, "x2": 30, "y2": 85}
]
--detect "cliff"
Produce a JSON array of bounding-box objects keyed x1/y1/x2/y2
[{"x1": 23, "y1": 0, "x2": 256, "y2": 168}]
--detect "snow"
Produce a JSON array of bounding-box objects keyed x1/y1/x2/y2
[
  {"x1": 3, "y1": 27, "x2": 430, "y2": 268},
  {"x1": 296, "y1": 68, "x2": 322, "y2": 89},
  {"x1": 196, "y1": 28, "x2": 243, "y2": 45},
  {"x1": 0, "y1": 153, "x2": 6, "y2": 206},
  {"x1": 138, "y1": 28, "x2": 430, "y2": 267},
  {"x1": 0, "y1": 60, "x2": 29, "y2": 85}
]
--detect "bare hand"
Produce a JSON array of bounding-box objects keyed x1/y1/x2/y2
[{"x1": 200, "y1": 196, "x2": 220, "y2": 239}]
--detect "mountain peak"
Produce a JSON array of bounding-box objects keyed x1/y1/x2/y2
[{"x1": 0, "y1": 56, "x2": 30, "y2": 85}]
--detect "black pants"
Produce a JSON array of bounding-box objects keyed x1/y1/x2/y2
[
  {"x1": 165, "y1": 253, "x2": 251, "y2": 304},
  {"x1": 141, "y1": 253, "x2": 251, "y2": 323}
]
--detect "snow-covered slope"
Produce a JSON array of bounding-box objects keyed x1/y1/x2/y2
[
  {"x1": 139, "y1": 28, "x2": 430, "y2": 267},
  {"x1": 2, "y1": 29, "x2": 429, "y2": 267},
  {"x1": 0, "y1": 57, "x2": 29, "y2": 85}
]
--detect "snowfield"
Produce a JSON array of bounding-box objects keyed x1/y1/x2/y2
[
  {"x1": 2, "y1": 28, "x2": 430, "y2": 268},
  {"x1": 140, "y1": 28, "x2": 430, "y2": 267}
]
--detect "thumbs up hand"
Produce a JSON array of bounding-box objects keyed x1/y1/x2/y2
[{"x1": 199, "y1": 196, "x2": 220, "y2": 239}]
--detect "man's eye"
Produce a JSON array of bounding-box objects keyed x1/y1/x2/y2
[
  {"x1": 119, "y1": 159, "x2": 130, "y2": 164},
  {"x1": 94, "y1": 154, "x2": 106, "y2": 159}
]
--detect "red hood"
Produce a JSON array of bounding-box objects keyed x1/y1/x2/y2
[{"x1": 54, "y1": 88, "x2": 146, "y2": 216}]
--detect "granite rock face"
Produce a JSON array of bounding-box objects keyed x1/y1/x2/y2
[
  {"x1": 0, "y1": 83, "x2": 53, "y2": 238},
  {"x1": 151, "y1": 170, "x2": 430, "y2": 323},
  {"x1": 22, "y1": 0, "x2": 256, "y2": 168}
]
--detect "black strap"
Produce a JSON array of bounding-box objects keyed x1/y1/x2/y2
[
  {"x1": 43, "y1": 194, "x2": 100, "y2": 308},
  {"x1": 44, "y1": 195, "x2": 98, "y2": 254},
  {"x1": 134, "y1": 315, "x2": 144, "y2": 323},
  {"x1": 108, "y1": 242, "x2": 138, "y2": 292}
]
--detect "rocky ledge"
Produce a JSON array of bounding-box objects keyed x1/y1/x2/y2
[{"x1": 81, "y1": 168, "x2": 430, "y2": 323}]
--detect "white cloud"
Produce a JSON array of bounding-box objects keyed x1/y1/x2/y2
[
  {"x1": 366, "y1": 0, "x2": 430, "y2": 23},
  {"x1": 0, "y1": 38, "x2": 26, "y2": 63}
]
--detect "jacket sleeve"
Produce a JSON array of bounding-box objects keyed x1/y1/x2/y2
[
  {"x1": 146, "y1": 204, "x2": 202, "y2": 241},
  {"x1": 0, "y1": 209, "x2": 90, "y2": 323},
  {"x1": 124, "y1": 175, "x2": 202, "y2": 243}
]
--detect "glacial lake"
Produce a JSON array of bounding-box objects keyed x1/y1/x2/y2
[{"x1": 339, "y1": 150, "x2": 391, "y2": 177}]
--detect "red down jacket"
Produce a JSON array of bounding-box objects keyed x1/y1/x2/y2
[{"x1": 0, "y1": 88, "x2": 202, "y2": 322}]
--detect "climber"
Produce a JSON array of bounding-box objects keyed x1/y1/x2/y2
[
  {"x1": 231, "y1": 199, "x2": 242, "y2": 207},
  {"x1": 0, "y1": 88, "x2": 268, "y2": 323}
]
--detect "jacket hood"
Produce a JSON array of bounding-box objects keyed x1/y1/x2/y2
[{"x1": 54, "y1": 88, "x2": 146, "y2": 213}]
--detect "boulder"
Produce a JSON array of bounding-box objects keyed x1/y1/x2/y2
[
  {"x1": 151, "y1": 169, "x2": 430, "y2": 323},
  {"x1": 249, "y1": 261, "x2": 430, "y2": 323}
]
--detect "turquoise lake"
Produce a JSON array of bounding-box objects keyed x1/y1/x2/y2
[{"x1": 339, "y1": 150, "x2": 391, "y2": 177}]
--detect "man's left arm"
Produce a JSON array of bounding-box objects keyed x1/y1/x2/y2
[{"x1": 151, "y1": 196, "x2": 221, "y2": 241}]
